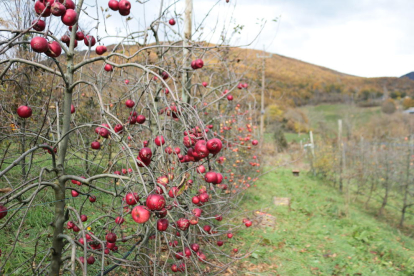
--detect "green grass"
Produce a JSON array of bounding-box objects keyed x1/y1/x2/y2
[
  {"x1": 301, "y1": 104, "x2": 381, "y2": 131},
  {"x1": 233, "y1": 169, "x2": 414, "y2": 275}
]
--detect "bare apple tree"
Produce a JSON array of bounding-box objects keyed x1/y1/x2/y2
[{"x1": 0, "y1": 0, "x2": 262, "y2": 275}]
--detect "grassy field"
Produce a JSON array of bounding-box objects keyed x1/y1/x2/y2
[
  {"x1": 231, "y1": 169, "x2": 414, "y2": 275},
  {"x1": 301, "y1": 104, "x2": 381, "y2": 131}
]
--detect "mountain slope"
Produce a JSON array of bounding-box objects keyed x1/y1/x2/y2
[
  {"x1": 401, "y1": 72, "x2": 414, "y2": 80},
  {"x1": 230, "y1": 47, "x2": 414, "y2": 106}
]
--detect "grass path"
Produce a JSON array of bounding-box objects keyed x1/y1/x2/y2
[{"x1": 232, "y1": 169, "x2": 414, "y2": 275}]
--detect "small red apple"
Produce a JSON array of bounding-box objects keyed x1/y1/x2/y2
[
  {"x1": 83, "y1": 35, "x2": 96, "y2": 47},
  {"x1": 157, "y1": 218, "x2": 169, "y2": 231},
  {"x1": 125, "y1": 99, "x2": 135, "y2": 108},
  {"x1": 87, "y1": 256, "x2": 95, "y2": 265},
  {"x1": 30, "y1": 36, "x2": 48, "y2": 53},
  {"x1": 80, "y1": 214, "x2": 87, "y2": 222},
  {"x1": 91, "y1": 141, "x2": 101, "y2": 150},
  {"x1": 106, "y1": 232, "x2": 117, "y2": 243},
  {"x1": 154, "y1": 136, "x2": 165, "y2": 146},
  {"x1": 96, "y1": 45, "x2": 107, "y2": 55},
  {"x1": 51, "y1": 2, "x2": 66, "y2": 16},
  {"x1": 0, "y1": 204, "x2": 8, "y2": 220},
  {"x1": 146, "y1": 194, "x2": 166, "y2": 211},
  {"x1": 169, "y1": 18, "x2": 176, "y2": 25},
  {"x1": 61, "y1": 9, "x2": 78, "y2": 26},
  {"x1": 108, "y1": 0, "x2": 119, "y2": 10},
  {"x1": 104, "y1": 64, "x2": 113, "y2": 72},
  {"x1": 32, "y1": 19, "x2": 46, "y2": 31},
  {"x1": 125, "y1": 192, "x2": 139, "y2": 205},
  {"x1": 176, "y1": 218, "x2": 190, "y2": 231},
  {"x1": 131, "y1": 205, "x2": 150, "y2": 223},
  {"x1": 17, "y1": 105, "x2": 32, "y2": 118}
]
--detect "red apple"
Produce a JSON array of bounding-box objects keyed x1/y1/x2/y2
[
  {"x1": 63, "y1": 0, "x2": 75, "y2": 9},
  {"x1": 157, "y1": 218, "x2": 169, "y2": 231},
  {"x1": 227, "y1": 95, "x2": 233, "y2": 101},
  {"x1": 125, "y1": 192, "x2": 139, "y2": 205},
  {"x1": 204, "y1": 171, "x2": 217, "y2": 183},
  {"x1": 114, "y1": 124, "x2": 123, "y2": 133},
  {"x1": 202, "y1": 81, "x2": 208, "y2": 87},
  {"x1": 51, "y1": 2, "x2": 66, "y2": 16},
  {"x1": 89, "y1": 195, "x2": 96, "y2": 203},
  {"x1": 91, "y1": 141, "x2": 101, "y2": 150},
  {"x1": 139, "y1": 147, "x2": 152, "y2": 161},
  {"x1": 192, "y1": 208, "x2": 202, "y2": 217},
  {"x1": 217, "y1": 240, "x2": 224, "y2": 246},
  {"x1": 245, "y1": 220, "x2": 252, "y2": 227},
  {"x1": 71, "y1": 190, "x2": 79, "y2": 197},
  {"x1": 80, "y1": 214, "x2": 87, "y2": 222},
  {"x1": 45, "y1": 41, "x2": 62, "y2": 58},
  {"x1": 84, "y1": 35, "x2": 96, "y2": 47},
  {"x1": 118, "y1": 0, "x2": 131, "y2": 13},
  {"x1": 199, "y1": 192, "x2": 209, "y2": 203},
  {"x1": 0, "y1": 204, "x2": 8, "y2": 220},
  {"x1": 30, "y1": 36, "x2": 48, "y2": 53},
  {"x1": 32, "y1": 19, "x2": 46, "y2": 31},
  {"x1": 191, "y1": 243, "x2": 199, "y2": 252},
  {"x1": 96, "y1": 45, "x2": 107, "y2": 55},
  {"x1": 146, "y1": 194, "x2": 166, "y2": 211},
  {"x1": 108, "y1": 0, "x2": 119, "y2": 10},
  {"x1": 154, "y1": 136, "x2": 165, "y2": 146},
  {"x1": 67, "y1": 221, "x2": 75, "y2": 229},
  {"x1": 176, "y1": 218, "x2": 190, "y2": 231},
  {"x1": 168, "y1": 187, "x2": 179, "y2": 198},
  {"x1": 131, "y1": 205, "x2": 150, "y2": 223},
  {"x1": 61, "y1": 9, "x2": 78, "y2": 26},
  {"x1": 215, "y1": 215, "x2": 223, "y2": 221},
  {"x1": 75, "y1": 31, "x2": 84, "y2": 41},
  {"x1": 136, "y1": 115, "x2": 146, "y2": 124},
  {"x1": 106, "y1": 232, "x2": 117, "y2": 243},
  {"x1": 169, "y1": 18, "x2": 176, "y2": 25},
  {"x1": 87, "y1": 256, "x2": 95, "y2": 265},
  {"x1": 203, "y1": 225, "x2": 212, "y2": 234},
  {"x1": 115, "y1": 216, "x2": 125, "y2": 224},
  {"x1": 104, "y1": 64, "x2": 113, "y2": 72},
  {"x1": 34, "y1": 1, "x2": 51, "y2": 17},
  {"x1": 192, "y1": 196, "x2": 200, "y2": 204},
  {"x1": 206, "y1": 138, "x2": 222, "y2": 154},
  {"x1": 17, "y1": 105, "x2": 32, "y2": 118},
  {"x1": 125, "y1": 99, "x2": 135, "y2": 108},
  {"x1": 227, "y1": 233, "x2": 233, "y2": 239}
]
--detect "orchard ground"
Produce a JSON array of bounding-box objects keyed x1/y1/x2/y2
[{"x1": 230, "y1": 168, "x2": 414, "y2": 275}]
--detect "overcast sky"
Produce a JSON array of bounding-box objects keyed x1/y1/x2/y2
[{"x1": 98, "y1": 0, "x2": 414, "y2": 78}]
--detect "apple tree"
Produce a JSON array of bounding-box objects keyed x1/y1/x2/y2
[{"x1": 0, "y1": 0, "x2": 261, "y2": 274}]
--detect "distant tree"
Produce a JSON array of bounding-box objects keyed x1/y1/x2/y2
[
  {"x1": 381, "y1": 99, "x2": 397, "y2": 114},
  {"x1": 402, "y1": 97, "x2": 414, "y2": 110}
]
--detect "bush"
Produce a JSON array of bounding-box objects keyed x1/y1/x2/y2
[
  {"x1": 402, "y1": 97, "x2": 414, "y2": 110},
  {"x1": 381, "y1": 99, "x2": 397, "y2": 114},
  {"x1": 273, "y1": 126, "x2": 288, "y2": 152}
]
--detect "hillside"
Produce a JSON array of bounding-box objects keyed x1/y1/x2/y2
[
  {"x1": 61, "y1": 43, "x2": 414, "y2": 109},
  {"x1": 231, "y1": 47, "x2": 414, "y2": 106},
  {"x1": 401, "y1": 72, "x2": 414, "y2": 81}
]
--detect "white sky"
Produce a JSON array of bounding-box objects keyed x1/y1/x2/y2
[{"x1": 94, "y1": 0, "x2": 414, "y2": 78}]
